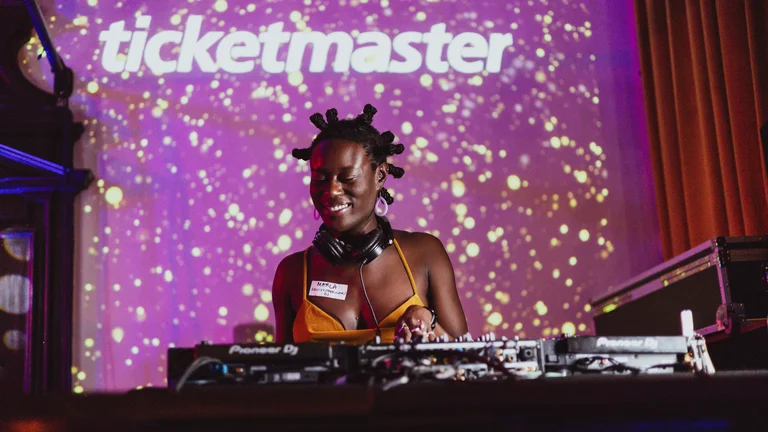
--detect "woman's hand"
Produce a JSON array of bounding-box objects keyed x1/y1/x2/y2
[{"x1": 394, "y1": 305, "x2": 437, "y2": 342}]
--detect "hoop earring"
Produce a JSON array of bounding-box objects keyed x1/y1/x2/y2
[
  {"x1": 375, "y1": 195, "x2": 389, "y2": 217},
  {"x1": 313, "y1": 207, "x2": 321, "y2": 220}
]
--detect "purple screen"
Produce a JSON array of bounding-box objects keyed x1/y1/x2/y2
[{"x1": 18, "y1": 0, "x2": 660, "y2": 392}]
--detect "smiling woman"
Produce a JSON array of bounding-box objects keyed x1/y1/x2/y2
[{"x1": 271, "y1": 104, "x2": 468, "y2": 344}]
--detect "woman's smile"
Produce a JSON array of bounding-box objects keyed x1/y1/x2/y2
[{"x1": 324, "y1": 202, "x2": 352, "y2": 215}]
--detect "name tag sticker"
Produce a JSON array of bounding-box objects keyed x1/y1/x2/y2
[{"x1": 309, "y1": 280, "x2": 348, "y2": 300}]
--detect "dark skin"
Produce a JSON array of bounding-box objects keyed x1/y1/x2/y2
[{"x1": 272, "y1": 139, "x2": 468, "y2": 342}]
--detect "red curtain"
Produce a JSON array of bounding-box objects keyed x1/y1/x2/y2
[{"x1": 635, "y1": 0, "x2": 768, "y2": 259}]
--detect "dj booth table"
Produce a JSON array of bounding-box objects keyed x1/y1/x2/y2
[{"x1": 1, "y1": 372, "x2": 766, "y2": 431}]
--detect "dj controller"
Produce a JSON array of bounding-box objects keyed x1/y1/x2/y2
[{"x1": 167, "y1": 332, "x2": 715, "y2": 391}]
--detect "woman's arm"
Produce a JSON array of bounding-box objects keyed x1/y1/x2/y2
[
  {"x1": 394, "y1": 233, "x2": 468, "y2": 341},
  {"x1": 271, "y1": 253, "x2": 301, "y2": 343},
  {"x1": 422, "y1": 233, "x2": 468, "y2": 338}
]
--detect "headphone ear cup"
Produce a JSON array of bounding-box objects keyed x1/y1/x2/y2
[
  {"x1": 326, "y1": 233, "x2": 347, "y2": 262},
  {"x1": 313, "y1": 217, "x2": 395, "y2": 265},
  {"x1": 313, "y1": 230, "x2": 347, "y2": 265},
  {"x1": 351, "y1": 216, "x2": 394, "y2": 264},
  {"x1": 377, "y1": 216, "x2": 394, "y2": 243},
  {"x1": 351, "y1": 228, "x2": 383, "y2": 264}
]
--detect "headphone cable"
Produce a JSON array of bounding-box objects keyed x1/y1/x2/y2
[{"x1": 359, "y1": 261, "x2": 382, "y2": 340}]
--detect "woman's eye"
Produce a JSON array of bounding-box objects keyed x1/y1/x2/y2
[{"x1": 311, "y1": 174, "x2": 355, "y2": 183}]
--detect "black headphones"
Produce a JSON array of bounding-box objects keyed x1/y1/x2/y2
[{"x1": 313, "y1": 216, "x2": 394, "y2": 266}]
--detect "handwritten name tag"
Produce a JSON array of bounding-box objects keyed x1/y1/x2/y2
[{"x1": 309, "y1": 280, "x2": 348, "y2": 300}]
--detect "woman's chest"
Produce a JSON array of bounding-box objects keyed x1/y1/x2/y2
[{"x1": 292, "y1": 248, "x2": 427, "y2": 329}]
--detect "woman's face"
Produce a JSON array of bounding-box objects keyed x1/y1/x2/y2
[{"x1": 309, "y1": 139, "x2": 385, "y2": 236}]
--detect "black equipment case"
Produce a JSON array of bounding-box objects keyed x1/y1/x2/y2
[{"x1": 590, "y1": 236, "x2": 768, "y2": 337}]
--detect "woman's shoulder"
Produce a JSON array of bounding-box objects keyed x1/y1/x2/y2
[
  {"x1": 272, "y1": 249, "x2": 306, "y2": 294},
  {"x1": 393, "y1": 228, "x2": 447, "y2": 255},
  {"x1": 276, "y1": 249, "x2": 305, "y2": 273}
]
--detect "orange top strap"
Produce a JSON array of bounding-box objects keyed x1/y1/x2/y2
[{"x1": 293, "y1": 238, "x2": 423, "y2": 344}]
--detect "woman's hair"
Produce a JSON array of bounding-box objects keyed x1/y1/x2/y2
[{"x1": 291, "y1": 104, "x2": 405, "y2": 205}]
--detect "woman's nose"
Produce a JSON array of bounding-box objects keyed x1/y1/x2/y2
[{"x1": 328, "y1": 178, "x2": 344, "y2": 197}]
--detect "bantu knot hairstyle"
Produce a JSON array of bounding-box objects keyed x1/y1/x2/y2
[{"x1": 291, "y1": 104, "x2": 406, "y2": 205}]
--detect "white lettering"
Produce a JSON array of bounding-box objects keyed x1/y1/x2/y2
[
  {"x1": 390, "y1": 31, "x2": 423, "y2": 74},
  {"x1": 144, "y1": 30, "x2": 182, "y2": 75},
  {"x1": 126, "y1": 16, "x2": 151, "y2": 72},
  {"x1": 595, "y1": 337, "x2": 646, "y2": 348},
  {"x1": 447, "y1": 32, "x2": 489, "y2": 74},
  {"x1": 228, "y1": 344, "x2": 299, "y2": 356},
  {"x1": 486, "y1": 33, "x2": 514, "y2": 73},
  {"x1": 216, "y1": 31, "x2": 260, "y2": 74},
  {"x1": 423, "y1": 24, "x2": 452, "y2": 74},
  {"x1": 644, "y1": 338, "x2": 659, "y2": 349},
  {"x1": 97, "y1": 16, "x2": 514, "y2": 75},
  {"x1": 260, "y1": 22, "x2": 291, "y2": 74},
  {"x1": 351, "y1": 31, "x2": 391, "y2": 73},
  {"x1": 178, "y1": 15, "x2": 223, "y2": 73},
  {"x1": 285, "y1": 31, "x2": 354, "y2": 73},
  {"x1": 98, "y1": 21, "x2": 132, "y2": 73}
]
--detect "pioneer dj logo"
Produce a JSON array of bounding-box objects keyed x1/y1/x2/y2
[
  {"x1": 595, "y1": 337, "x2": 658, "y2": 350},
  {"x1": 228, "y1": 344, "x2": 299, "y2": 356}
]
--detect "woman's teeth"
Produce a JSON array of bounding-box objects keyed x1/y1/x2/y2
[{"x1": 330, "y1": 203, "x2": 350, "y2": 212}]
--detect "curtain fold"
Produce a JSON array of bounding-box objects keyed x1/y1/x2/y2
[{"x1": 636, "y1": 0, "x2": 768, "y2": 259}]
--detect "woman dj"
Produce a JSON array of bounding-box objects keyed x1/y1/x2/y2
[{"x1": 271, "y1": 104, "x2": 468, "y2": 344}]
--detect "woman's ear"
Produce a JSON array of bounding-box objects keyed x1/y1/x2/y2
[{"x1": 376, "y1": 163, "x2": 388, "y2": 187}]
